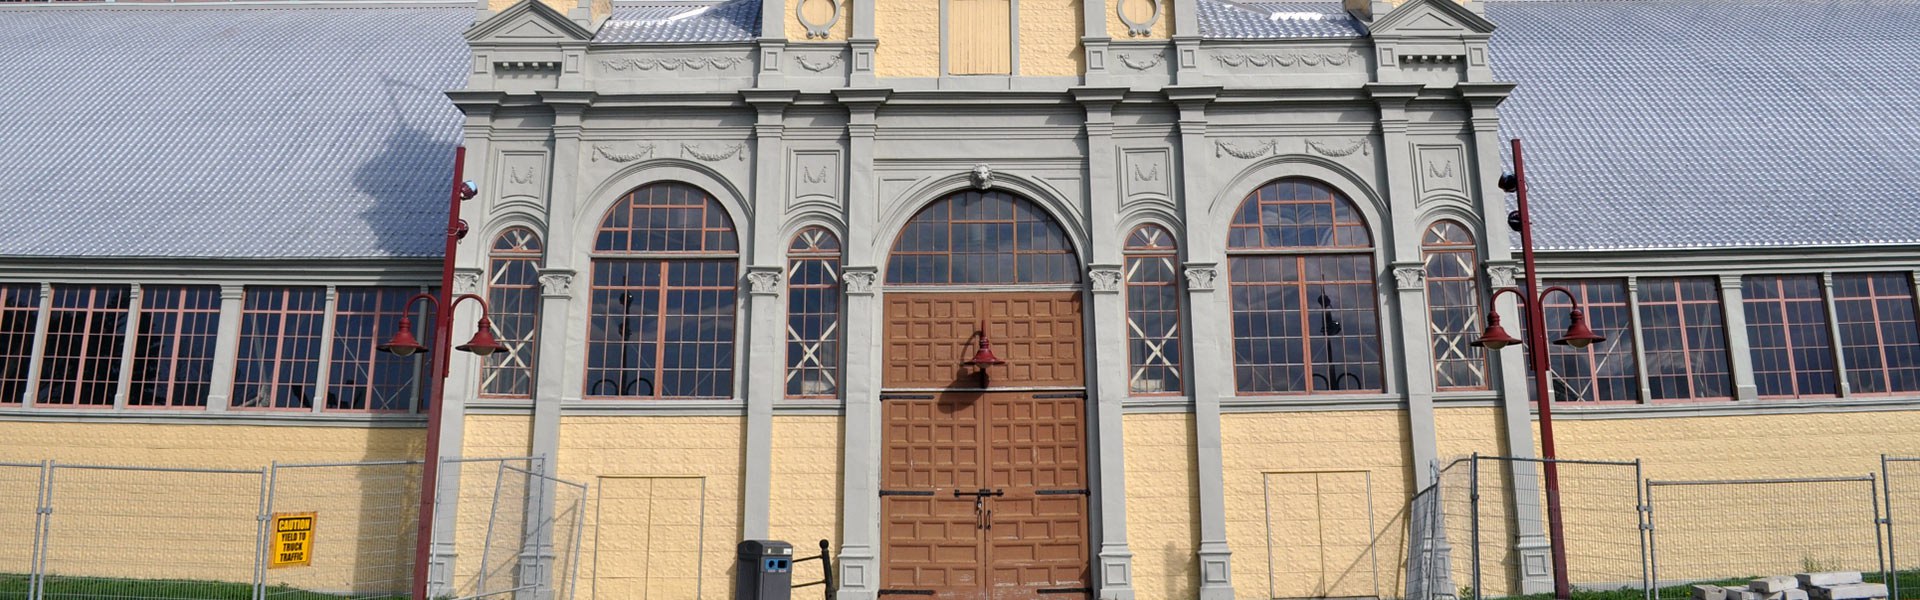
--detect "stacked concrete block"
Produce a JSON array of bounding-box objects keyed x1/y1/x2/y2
[
  {"x1": 1795, "y1": 572, "x2": 1886, "y2": 600},
  {"x1": 1696, "y1": 584, "x2": 1731, "y2": 600}
]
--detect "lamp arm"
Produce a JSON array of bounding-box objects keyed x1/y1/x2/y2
[
  {"x1": 1536, "y1": 285, "x2": 1585, "y2": 312},
  {"x1": 449, "y1": 293, "x2": 493, "y2": 315}
]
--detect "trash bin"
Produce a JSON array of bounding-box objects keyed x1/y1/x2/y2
[{"x1": 736, "y1": 540, "x2": 795, "y2": 600}]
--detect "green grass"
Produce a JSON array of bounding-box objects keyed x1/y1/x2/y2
[
  {"x1": 0, "y1": 574, "x2": 408, "y2": 600},
  {"x1": 1467, "y1": 570, "x2": 1920, "y2": 600}
]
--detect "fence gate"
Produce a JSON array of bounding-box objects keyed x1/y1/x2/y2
[
  {"x1": 1421, "y1": 455, "x2": 1647, "y2": 600},
  {"x1": 452, "y1": 462, "x2": 588, "y2": 600},
  {"x1": 1883, "y1": 456, "x2": 1920, "y2": 600},
  {"x1": 1646, "y1": 476, "x2": 1886, "y2": 597}
]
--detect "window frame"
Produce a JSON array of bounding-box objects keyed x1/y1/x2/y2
[
  {"x1": 1124, "y1": 223, "x2": 1185, "y2": 396},
  {"x1": 35, "y1": 284, "x2": 132, "y2": 408},
  {"x1": 0, "y1": 284, "x2": 40, "y2": 406},
  {"x1": 1830, "y1": 272, "x2": 1920, "y2": 396},
  {"x1": 231, "y1": 286, "x2": 329, "y2": 411},
  {"x1": 1226, "y1": 178, "x2": 1385, "y2": 396},
  {"x1": 128, "y1": 285, "x2": 222, "y2": 409},
  {"x1": 1421, "y1": 220, "x2": 1489, "y2": 392},
  {"x1": 785, "y1": 226, "x2": 843, "y2": 399},
  {"x1": 586, "y1": 182, "x2": 742, "y2": 401},
  {"x1": 1634, "y1": 276, "x2": 1734, "y2": 402},
  {"x1": 480, "y1": 227, "x2": 544, "y2": 399},
  {"x1": 1539, "y1": 278, "x2": 1639, "y2": 404},
  {"x1": 1742, "y1": 274, "x2": 1839, "y2": 400}
]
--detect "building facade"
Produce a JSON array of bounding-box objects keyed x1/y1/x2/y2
[{"x1": 3, "y1": 0, "x2": 1919, "y2": 598}]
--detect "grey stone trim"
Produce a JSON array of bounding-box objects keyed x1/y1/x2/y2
[
  {"x1": 205, "y1": 284, "x2": 246, "y2": 411},
  {"x1": 111, "y1": 283, "x2": 142, "y2": 411},
  {"x1": 1544, "y1": 395, "x2": 1920, "y2": 420},
  {"x1": 1431, "y1": 392, "x2": 1500, "y2": 407},
  {"x1": 312, "y1": 286, "x2": 340, "y2": 415},
  {"x1": 1120, "y1": 396, "x2": 1196, "y2": 412},
  {"x1": 1624, "y1": 276, "x2": 1652, "y2": 403},
  {"x1": 1821, "y1": 272, "x2": 1853, "y2": 398},
  {"x1": 0, "y1": 410, "x2": 427, "y2": 427},
  {"x1": 1715, "y1": 274, "x2": 1761, "y2": 400},
  {"x1": 19, "y1": 283, "x2": 50, "y2": 407},
  {"x1": 1220, "y1": 395, "x2": 1409, "y2": 412}
]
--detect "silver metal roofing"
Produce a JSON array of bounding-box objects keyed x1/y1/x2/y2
[
  {"x1": 1489, "y1": 0, "x2": 1920, "y2": 252},
  {"x1": 595, "y1": 0, "x2": 760, "y2": 43},
  {"x1": 1196, "y1": 0, "x2": 1368, "y2": 39},
  {"x1": 0, "y1": 2, "x2": 474, "y2": 259}
]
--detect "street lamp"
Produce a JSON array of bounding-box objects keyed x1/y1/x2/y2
[
  {"x1": 379, "y1": 146, "x2": 488, "y2": 600},
  {"x1": 1475, "y1": 138, "x2": 1601, "y2": 600}
]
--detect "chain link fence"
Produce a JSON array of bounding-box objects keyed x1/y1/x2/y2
[
  {"x1": 1646, "y1": 475, "x2": 1884, "y2": 597},
  {"x1": 1416, "y1": 455, "x2": 1647, "y2": 600},
  {"x1": 1881, "y1": 456, "x2": 1920, "y2": 600},
  {"x1": 0, "y1": 457, "x2": 580, "y2": 600}
]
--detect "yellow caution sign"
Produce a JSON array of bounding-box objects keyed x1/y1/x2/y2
[{"x1": 270, "y1": 512, "x2": 316, "y2": 568}]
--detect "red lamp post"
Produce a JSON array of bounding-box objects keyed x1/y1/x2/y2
[
  {"x1": 1471, "y1": 138, "x2": 1603, "y2": 600},
  {"x1": 377, "y1": 146, "x2": 507, "y2": 600}
]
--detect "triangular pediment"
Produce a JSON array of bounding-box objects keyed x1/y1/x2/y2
[
  {"x1": 465, "y1": 0, "x2": 594, "y2": 43},
  {"x1": 1371, "y1": 0, "x2": 1496, "y2": 35}
]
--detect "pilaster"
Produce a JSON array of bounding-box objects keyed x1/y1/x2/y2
[
  {"x1": 205, "y1": 284, "x2": 245, "y2": 411},
  {"x1": 848, "y1": 0, "x2": 877, "y2": 86},
  {"x1": 1625, "y1": 276, "x2": 1652, "y2": 402},
  {"x1": 20, "y1": 282, "x2": 50, "y2": 407},
  {"x1": 1166, "y1": 86, "x2": 1232, "y2": 600},
  {"x1": 1075, "y1": 87, "x2": 1135, "y2": 600},
  {"x1": 835, "y1": 87, "x2": 887, "y2": 600},
  {"x1": 1821, "y1": 271, "x2": 1852, "y2": 397},
  {"x1": 741, "y1": 90, "x2": 796, "y2": 541},
  {"x1": 112, "y1": 283, "x2": 142, "y2": 411},
  {"x1": 312, "y1": 285, "x2": 339, "y2": 414},
  {"x1": 1718, "y1": 275, "x2": 1760, "y2": 400}
]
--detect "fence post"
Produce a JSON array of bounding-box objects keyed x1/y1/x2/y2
[
  {"x1": 1883, "y1": 456, "x2": 1898, "y2": 600},
  {"x1": 252, "y1": 465, "x2": 272, "y2": 600},
  {"x1": 1871, "y1": 473, "x2": 1888, "y2": 594},
  {"x1": 1645, "y1": 479, "x2": 1658, "y2": 597},
  {"x1": 29, "y1": 460, "x2": 51, "y2": 600},
  {"x1": 569, "y1": 490, "x2": 588, "y2": 600},
  {"x1": 1470, "y1": 453, "x2": 1481, "y2": 600},
  {"x1": 1636, "y1": 459, "x2": 1650, "y2": 600}
]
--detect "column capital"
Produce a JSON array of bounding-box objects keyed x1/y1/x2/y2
[
  {"x1": 537, "y1": 269, "x2": 577, "y2": 298},
  {"x1": 1392, "y1": 263, "x2": 1426, "y2": 290},
  {"x1": 1183, "y1": 262, "x2": 1219, "y2": 291},
  {"x1": 843, "y1": 266, "x2": 879, "y2": 295},
  {"x1": 1089, "y1": 266, "x2": 1123, "y2": 294},
  {"x1": 746, "y1": 266, "x2": 784, "y2": 295}
]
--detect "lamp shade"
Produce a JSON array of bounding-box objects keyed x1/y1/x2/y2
[
  {"x1": 965, "y1": 324, "x2": 1006, "y2": 368},
  {"x1": 1552, "y1": 309, "x2": 1606, "y2": 348},
  {"x1": 1470, "y1": 311, "x2": 1522, "y2": 350},
  {"x1": 377, "y1": 316, "x2": 429, "y2": 356},
  {"x1": 456, "y1": 317, "x2": 510, "y2": 356}
]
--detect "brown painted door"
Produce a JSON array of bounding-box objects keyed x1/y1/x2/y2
[{"x1": 880, "y1": 292, "x2": 1091, "y2": 600}]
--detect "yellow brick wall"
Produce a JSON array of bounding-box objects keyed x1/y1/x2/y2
[
  {"x1": 1221, "y1": 411, "x2": 1413, "y2": 600},
  {"x1": 1126, "y1": 413, "x2": 1201, "y2": 600},
  {"x1": 1432, "y1": 407, "x2": 1521, "y2": 596},
  {"x1": 875, "y1": 0, "x2": 941, "y2": 77},
  {"x1": 1018, "y1": 0, "x2": 1084, "y2": 76},
  {"x1": 785, "y1": 0, "x2": 853, "y2": 41},
  {"x1": 560, "y1": 416, "x2": 744, "y2": 600},
  {"x1": 1105, "y1": 0, "x2": 1170, "y2": 40},
  {"x1": 769, "y1": 416, "x2": 843, "y2": 557},
  {"x1": 1534, "y1": 410, "x2": 1920, "y2": 586},
  {"x1": 0, "y1": 420, "x2": 424, "y2": 588},
  {"x1": 447, "y1": 414, "x2": 534, "y2": 594}
]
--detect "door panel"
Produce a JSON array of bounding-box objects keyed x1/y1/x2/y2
[{"x1": 884, "y1": 292, "x2": 1083, "y2": 389}]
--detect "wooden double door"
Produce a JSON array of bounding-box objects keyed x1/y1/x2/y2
[{"x1": 879, "y1": 292, "x2": 1091, "y2": 600}]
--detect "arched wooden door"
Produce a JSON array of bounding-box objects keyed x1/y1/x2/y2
[{"x1": 878, "y1": 190, "x2": 1092, "y2": 600}]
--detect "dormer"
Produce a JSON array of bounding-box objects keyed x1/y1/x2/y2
[
  {"x1": 1368, "y1": 0, "x2": 1496, "y2": 85},
  {"x1": 464, "y1": 0, "x2": 598, "y2": 90}
]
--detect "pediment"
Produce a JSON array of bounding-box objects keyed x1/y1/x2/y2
[
  {"x1": 1371, "y1": 0, "x2": 1496, "y2": 36},
  {"x1": 465, "y1": 0, "x2": 594, "y2": 44}
]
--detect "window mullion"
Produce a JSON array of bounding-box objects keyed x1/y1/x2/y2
[
  {"x1": 313, "y1": 286, "x2": 338, "y2": 414},
  {"x1": 654, "y1": 261, "x2": 673, "y2": 399}
]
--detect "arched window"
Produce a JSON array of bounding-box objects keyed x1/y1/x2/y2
[
  {"x1": 1125, "y1": 224, "x2": 1183, "y2": 395},
  {"x1": 786, "y1": 227, "x2": 842, "y2": 398},
  {"x1": 887, "y1": 189, "x2": 1077, "y2": 285},
  {"x1": 1423, "y1": 221, "x2": 1486, "y2": 390},
  {"x1": 1227, "y1": 178, "x2": 1382, "y2": 394},
  {"x1": 481, "y1": 228, "x2": 543, "y2": 397},
  {"x1": 587, "y1": 182, "x2": 739, "y2": 399}
]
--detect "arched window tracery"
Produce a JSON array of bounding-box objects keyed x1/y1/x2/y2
[
  {"x1": 886, "y1": 190, "x2": 1078, "y2": 286},
  {"x1": 1124, "y1": 224, "x2": 1184, "y2": 395},
  {"x1": 481, "y1": 227, "x2": 543, "y2": 397},
  {"x1": 586, "y1": 182, "x2": 739, "y2": 399},
  {"x1": 1227, "y1": 178, "x2": 1383, "y2": 394},
  {"x1": 786, "y1": 227, "x2": 842, "y2": 398},
  {"x1": 1422, "y1": 220, "x2": 1487, "y2": 390}
]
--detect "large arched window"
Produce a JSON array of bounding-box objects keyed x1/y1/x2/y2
[
  {"x1": 482, "y1": 227, "x2": 543, "y2": 397},
  {"x1": 887, "y1": 189, "x2": 1078, "y2": 285},
  {"x1": 786, "y1": 227, "x2": 842, "y2": 398},
  {"x1": 587, "y1": 182, "x2": 739, "y2": 399},
  {"x1": 1423, "y1": 220, "x2": 1486, "y2": 390},
  {"x1": 1227, "y1": 178, "x2": 1382, "y2": 394},
  {"x1": 1125, "y1": 224, "x2": 1184, "y2": 395}
]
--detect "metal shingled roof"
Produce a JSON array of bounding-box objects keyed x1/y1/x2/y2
[
  {"x1": 0, "y1": 3, "x2": 473, "y2": 259},
  {"x1": 1489, "y1": 0, "x2": 1920, "y2": 251},
  {"x1": 1197, "y1": 0, "x2": 1368, "y2": 39},
  {"x1": 595, "y1": 0, "x2": 760, "y2": 43}
]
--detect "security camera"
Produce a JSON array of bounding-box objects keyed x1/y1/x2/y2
[
  {"x1": 1497, "y1": 174, "x2": 1518, "y2": 193},
  {"x1": 458, "y1": 181, "x2": 479, "y2": 200}
]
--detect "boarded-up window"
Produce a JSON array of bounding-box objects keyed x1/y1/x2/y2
[{"x1": 949, "y1": 0, "x2": 1012, "y2": 74}]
